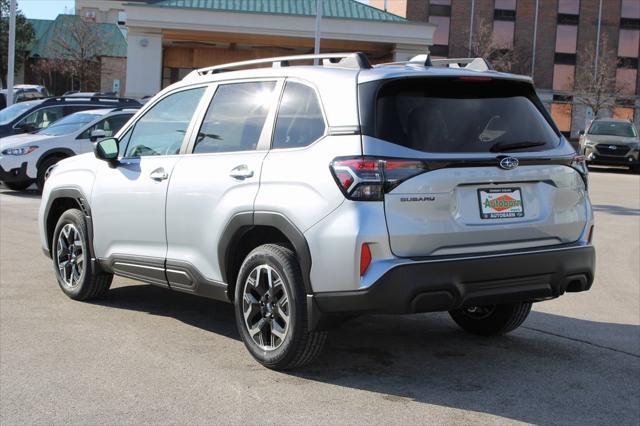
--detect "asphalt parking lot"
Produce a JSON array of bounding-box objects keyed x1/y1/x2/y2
[{"x1": 1, "y1": 168, "x2": 638, "y2": 425}]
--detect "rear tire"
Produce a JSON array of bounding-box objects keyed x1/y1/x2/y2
[
  {"x1": 52, "y1": 209, "x2": 112, "y2": 300},
  {"x1": 234, "y1": 243, "x2": 327, "y2": 370},
  {"x1": 449, "y1": 302, "x2": 532, "y2": 336},
  {"x1": 2, "y1": 180, "x2": 31, "y2": 191}
]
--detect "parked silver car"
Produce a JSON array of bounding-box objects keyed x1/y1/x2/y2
[
  {"x1": 579, "y1": 118, "x2": 640, "y2": 172},
  {"x1": 39, "y1": 53, "x2": 595, "y2": 370}
]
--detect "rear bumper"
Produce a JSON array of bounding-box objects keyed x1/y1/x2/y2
[
  {"x1": 0, "y1": 161, "x2": 31, "y2": 183},
  {"x1": 314, "y1": 243, "x2": 595, "y2": 315}
]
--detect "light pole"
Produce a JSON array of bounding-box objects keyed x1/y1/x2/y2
[
  {"x1": 468, "y1": 0, "x2": 475, "y2": 55},
  {"x1": 594, "y1": 0, "x2": 603, "y2": 80},
  {"x1": 531, "y1": 0, "x2": 539, "y2": 79},
  {"x1": 313, "y1": 0, "x2": 323, "y2": 65},
  {"x1": 7, "y1": 0, "x2": 17, "y2": 106}
]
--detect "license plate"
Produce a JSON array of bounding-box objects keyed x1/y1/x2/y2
[{"x1": 478, "y1": 188, "x2": 524, "y2": 219}]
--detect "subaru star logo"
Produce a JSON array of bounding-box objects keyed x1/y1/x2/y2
[
  {"x1": 608, "y1": 145, "x2": 617, "y2": 150},
  {"x1": 499, "y1": 157, "x2": 519, "y2": 170}
]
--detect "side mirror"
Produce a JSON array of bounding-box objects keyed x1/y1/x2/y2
[
  {"x1": 90, "y1": 129, "x2": 106, "y2": 142},
  {"x1": 578, "y1": 130, "x2": 585, "y2": 136},
  {"x1": 94, "y1": 138, "x2": 119, "y2": 165}
]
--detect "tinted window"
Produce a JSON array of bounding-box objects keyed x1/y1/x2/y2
[
  {"x1": 193, "y1": 81, "x2": 276, "y2": 154},
  {"x1": 272, "y1": 82, "x2": 325, "y2": 149},
  {"x1": 79, "y1": 114, "x2": 133, "y2": 139},
  {"x1": 363, "y1": 78, "x2": 559, "y2": 153},
  {"x1": 0, "y1": 101, "x2": 38, "y2": 125},
  {"x1": 19, "y1": 106, "x2": 65, "y2": 130},
  {"x1": 40, "y1": 112, "x2": 103, "y2": 136},
  {"x1": 124, "y1": 87, "x2": 205, "y2": 157},
  {"x1": 588, "y1": 121, "x2": 637, "y2": 137}
]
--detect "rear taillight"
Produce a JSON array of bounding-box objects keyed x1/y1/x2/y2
[{"x1": 330, "y1": 157, "x2": 427, "y2": 201}]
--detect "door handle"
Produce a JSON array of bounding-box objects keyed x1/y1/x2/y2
[
  {"x1": 229, "y1": 165, "x2": 254, "y2": 180},
  {"x1": 149, "y1": 168, "x2": 169, "y2": 181}
]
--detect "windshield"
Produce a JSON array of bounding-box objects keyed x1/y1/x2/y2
[
  {"x1": 359, "y1": 77, "x2": 560, "y2": 153},
  {"x1": 588, "y1": 121, "x2": 637, "y2": 137},
  {"x1": 0, "y1": 101, "x2": 40, "y2": 126},
  {"x1": 38, "y1": 112, "x2": 103, "y2": 136}
]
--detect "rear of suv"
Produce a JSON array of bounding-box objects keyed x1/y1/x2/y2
[{"x1": 39, "y1": 53, "x2": 595, "y2": 370}]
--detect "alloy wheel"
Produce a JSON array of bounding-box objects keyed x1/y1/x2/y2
[
  {"x1": 56, "y1": 223, "x2": 85, "y2": 288},
  {"x1": 242, "y1": 264, "x2": 291, "y2": 351}
]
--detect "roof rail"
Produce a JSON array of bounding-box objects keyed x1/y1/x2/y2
[
  {"x1": 111, "y1": 105, "x2": 141, "y2": 112},
  {"x1": 409, "y1": 54, "x2": 492, "y2": 72},
  {"x1": 186, "y1": 52, "x2": 371, "y2": 79},
  {"x1": 41, "y1": 96, "x2": 140, "y2": 104}
]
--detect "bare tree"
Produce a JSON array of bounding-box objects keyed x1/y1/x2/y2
[
  {"x1": 573, "y1": 33, "x2": 627, "y2": 118},
  {"x1": 450, "y1": 18, "x2": 528, "y2": 73},
  {"x1": 44, "y1": 17, "x2": 108, "y2": 92}
]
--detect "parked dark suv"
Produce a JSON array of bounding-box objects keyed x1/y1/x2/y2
[{"x1": 0, "y1": 95, "x2": 141, "y2": 139}]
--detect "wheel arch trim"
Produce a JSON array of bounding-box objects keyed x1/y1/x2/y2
[
  {"x1": 35, "y1": 148, "x2": 75, "y2": 170},
  {"x1": 43, "y1": 186, "x2": 95, "y2": 261},
  {"x1": 218, "y1": 211, "x2": 313, "y2": 295}
]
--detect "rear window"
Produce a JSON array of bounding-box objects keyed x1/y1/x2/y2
[{"x1": 360, "y1": 78, "x2": 560, "y2": 153}]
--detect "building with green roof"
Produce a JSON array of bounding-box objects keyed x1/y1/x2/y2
[
  {"x1": 77, "y1": 0, "x2": 434, "y2": 97},
  {"x1": 23, "y1": 15, "x2": 128, "y2": 95}
]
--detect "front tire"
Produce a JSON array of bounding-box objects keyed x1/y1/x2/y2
[
  {"x1": 2, "y1": 180, "x2": 31, "y2": 191},
  {"x1": 449, "y1": 302, "x2": 532, "y2": 336},
  {"x1": 234, "y1": 244, "x2": 327, "y2": 370},
  {"x1": 37, "y1": 156, "x2": 64, "y2": 192},
  {"x1": 52, "y1": 209, "x2": 112, "y2": 300}
]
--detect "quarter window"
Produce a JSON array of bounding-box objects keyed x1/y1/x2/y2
[
  {"x1": 193, "y1": 81, "x2": 277, "y2": 154},
  {"x1": 272, "y1": 82, "x2": 326, "y2": 149},
  {"x1": 124, "y1": 87, "x2": 205, "y2": 157}
]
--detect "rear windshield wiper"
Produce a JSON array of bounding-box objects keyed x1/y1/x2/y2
[{"x1": 490, "y1": 141, "x2": 547, "y2": 152}]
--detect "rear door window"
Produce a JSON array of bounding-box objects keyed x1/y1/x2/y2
[
  {"x1": 193, "y1": 81, "x2": 277, "y2": 154},
  {"x1": 360, "y1": 78, "x2": 560, "y2": 153}
]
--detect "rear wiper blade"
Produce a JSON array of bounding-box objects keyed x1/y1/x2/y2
[{"x1": 490, "y1": 140, "x2": 546, "y2": 152}]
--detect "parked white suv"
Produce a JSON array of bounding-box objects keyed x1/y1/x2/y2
[
  {"x1": 1, "y1": 108, "x2": 137, "y2": 191},
  {"x1": 39, "y1": 53, "x2": 595, "y2": 370}
]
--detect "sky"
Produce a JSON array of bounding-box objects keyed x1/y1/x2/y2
[{"x1": 17, "y1": 0, "x2": 75, "y2": 20}]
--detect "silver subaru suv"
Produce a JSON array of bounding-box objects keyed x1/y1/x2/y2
[{"x1": 39, "y1": 53, "x2": 595, "y2": 370}]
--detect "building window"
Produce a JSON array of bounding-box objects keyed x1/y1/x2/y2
[
  {"x1": 621, "y1": 0, "x2": 640, "y2": 19},
  {"x1": 429, "y1": 15, "x2": 450, "y2": 47},
  {"x1": 558, "y1": 0, "x2": 580, "y2": 15},
  {"x1": 495, "y1": 0, "x2": 517, "y2": 10},
  {"x1": 616, "y1": 68, "x2": 638, "y2": 95},
  {"x1": 494, "y1": 0, "x2": 516, "y2": 21},
  {"x1": 553, "y1": 64, "x2": 575, "y2": 91},
  {"x1": 429, "y1": 0, "x2": 451, "y2": 4},
  {"x1": 551, "y1": 103, "x2": 573, "y2": 134},
  {"x1": 618, "y1": 29, "x2": 640, "y2": 58},
  {"x1": 493, "y1": 20, "x2": 515, "y2": 49},
  {"x1": 556, "y1": 24, "x2": 578, "y2": 53},
  {"x1": 429, "y1": 4, "x2": 451, "y2": 17}
]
